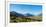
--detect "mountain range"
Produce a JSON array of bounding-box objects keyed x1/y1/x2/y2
[{"x1": 10, "y1": 11, "x2": 34, "y2": 17}]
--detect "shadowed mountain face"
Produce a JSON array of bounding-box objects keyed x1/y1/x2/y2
[
  {"x1": 10, "y1": 11, "x2": 24, "y2": 17},
  {"x1": 10, "y1": 11, "x2": 34, "y2": 17}
]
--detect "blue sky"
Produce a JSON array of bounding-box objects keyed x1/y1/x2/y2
[{"x1": 10, "y1": 4, "x2": 42, "y2": 15}]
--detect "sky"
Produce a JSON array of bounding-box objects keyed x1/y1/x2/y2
[{"x1": 10, "y1": 4, "x2": 42, "y2": 15}]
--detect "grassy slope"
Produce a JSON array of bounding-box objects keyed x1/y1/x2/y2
[{"x1": 10, "y1": 16, "x2": 42, "y2": 23}]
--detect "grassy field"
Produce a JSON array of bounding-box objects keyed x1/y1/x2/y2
[{"x1": 10, "y1": 16, "x2": 42, "y2": 23}]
